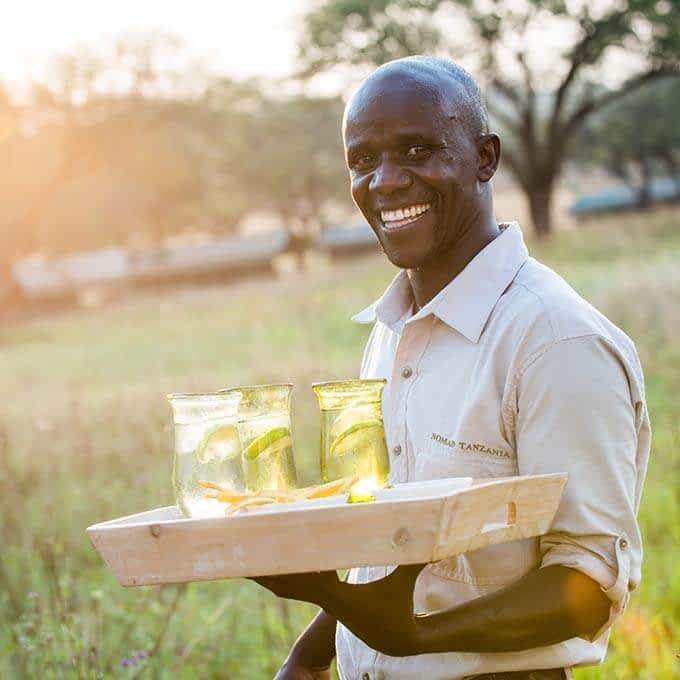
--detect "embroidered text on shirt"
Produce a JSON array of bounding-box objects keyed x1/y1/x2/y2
[{"x1": 431, "y1": 432, "x2": 511, "y2": 459}]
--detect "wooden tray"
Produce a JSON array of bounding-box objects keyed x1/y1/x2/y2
[{"x1": 87, "y1": 473, "x2": 567, "y2": 586}]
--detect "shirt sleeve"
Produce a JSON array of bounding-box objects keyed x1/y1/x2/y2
[{"x1": 514, "y1": 334, "x2": 648, "y2": 640}]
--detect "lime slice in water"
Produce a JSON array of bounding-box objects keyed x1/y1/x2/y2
[
  {"x1": 245, "y1": 427, "x2": 292, "y2": 461},
  {"x1": 195, "y1": 424, "x2": 241, "y2": 463},
  {"x1": 330, "y1": 405, "x2": 376, "y2": 439},
  {"x1": 330, "y1": 420, "x2": 384, "y2": 457}
]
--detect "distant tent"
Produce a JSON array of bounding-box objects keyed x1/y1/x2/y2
[
  {"x1": 130, "y1": 231, "x2": 289, "y2": 283},
  {"x1": 570, "y1": 176, "x2": 680, "y2": 217},
  {"x1": 13, "y1": 248, "x2": 130, "y2": 300}
]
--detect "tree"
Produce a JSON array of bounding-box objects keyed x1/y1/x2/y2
[
  {"x1": 298, "y1": 0, "x2": 680, "y2": 236},
  {"x1": 570, "y1": 77, "x2": 680, "y2": 205}
]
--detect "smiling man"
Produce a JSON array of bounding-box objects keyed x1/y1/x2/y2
[{"x1": 256, "y1": 57, "x2": 650, "y2": 680}]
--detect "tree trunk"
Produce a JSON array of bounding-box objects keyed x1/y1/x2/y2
[
  {"x1": 526, "y1": 181, "x2": 554, "y2": 238},
  {"x1": 636, "y1": 156, "x2": 653, "y2": 208}
]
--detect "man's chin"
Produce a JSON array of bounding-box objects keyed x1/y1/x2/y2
[
  {"x1": 382, "y1": 246, "x2": 430, "y2": 271},
  {"x1": 377, "y1": 224, "x2": 436, "y2": 271}
]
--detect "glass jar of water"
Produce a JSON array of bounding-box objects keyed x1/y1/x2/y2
[
  {"x1": 312, "y1": 379, "x2": 390, "y2": 492},
  {"x1": 167, "y1": 391, "x2": 243, "y2": 518},
  {"x1": 221, "y1": 383, "x2": 298, "y2": 493}
]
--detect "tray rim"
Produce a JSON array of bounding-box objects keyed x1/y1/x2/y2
[{"x1": 86, "y1": 473, "x2": 567, "y2": 534}]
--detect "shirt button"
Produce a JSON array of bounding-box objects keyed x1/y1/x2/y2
[
  {"x1": 393, "y1": 444, "x2": 402, "y2": 456},
  {"x1": 361, "y1": 674, "x2": 371, "y2": 680},
  {"x1": 619, "y1": 537, "x2": 629, "y2": 550},
  {"x1": 401, "y1": 366, "x2": 413, "y2": 379}
]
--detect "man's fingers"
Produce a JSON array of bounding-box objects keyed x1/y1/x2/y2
[
  {"x1": 250, "y1": 571, "x2": 340, "y2": 602},
  {"x1": 388, "y1": 562, "x2": 429, "y2": 587}
]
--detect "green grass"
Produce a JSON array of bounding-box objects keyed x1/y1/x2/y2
[{"x1": 1, "y1": 208, "x2": 679, "y2": 678}]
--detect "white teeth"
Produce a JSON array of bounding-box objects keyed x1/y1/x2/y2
[{"x1": 380, "y1": 203, "x2": 431, "y2": 223}]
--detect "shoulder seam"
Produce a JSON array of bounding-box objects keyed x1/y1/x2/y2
[
  {"x1": 511, "y1": 279, "x2": 560, "y2": 341},
  {"x1": 515, "y1": 333, "x2": 603, "y2": 381}
]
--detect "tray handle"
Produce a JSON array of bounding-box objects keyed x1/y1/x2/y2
[{"x1": 431, "y1": 473, "x2": 567, "y2": 562}]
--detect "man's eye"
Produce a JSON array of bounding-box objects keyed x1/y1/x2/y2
[
  {"x1": 351, "y1": 154, "x2": 376, "y2": 170},
  {"x1": 404, "y1": 145, "x2": 430, "y2": 160}
]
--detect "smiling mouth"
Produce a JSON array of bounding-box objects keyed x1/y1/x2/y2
[{"x1": 379, "y1": 203, "x2": 432, "y2": 230}]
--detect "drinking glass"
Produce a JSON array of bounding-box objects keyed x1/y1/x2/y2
[
  {"x1": 312, "y1": 379, "x2": 390, "y2": 492},
  {"x1": 167, "y1": 391, "x2": 243, "y2": 518},
  {"x1": 221, "y1": 383, "x2": 298, "y2": 493}
]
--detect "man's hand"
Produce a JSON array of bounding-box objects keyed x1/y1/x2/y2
[
  {"x1": 253, "y1": 571, "x2": 340, "y2": 608},
  {"x1": 323, "y1": 563, "x2": 429, "y2": 656},
  {"x1": 253, "y1": 563, "x2": 429, "y2": 657}
]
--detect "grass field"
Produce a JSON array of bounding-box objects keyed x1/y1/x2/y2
[{"x1": 1, "y1": 210, "x2": 678, "y2": 679}]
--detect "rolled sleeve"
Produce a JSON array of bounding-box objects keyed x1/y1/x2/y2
[{"x1": 514, "y1": 334, "x2": 647, "y2": 639}]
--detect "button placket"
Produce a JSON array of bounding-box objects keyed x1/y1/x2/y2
[
  {"x1": 394, "y1": 318, "x2": 431, "y2": 483},
  {"x1": 391, "y1": 328, "x2": 416, "y2": 484}
]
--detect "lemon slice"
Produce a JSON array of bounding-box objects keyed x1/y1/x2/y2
[
  {"x1": 330, "y1": 420, "x2": 384, "y2": 457},
  {"x1": 195, "y1": 424, "x2": 241, "y2": 463},
  {"x1": 245, "y1": 427, "x2": 292, "y2": 461}
]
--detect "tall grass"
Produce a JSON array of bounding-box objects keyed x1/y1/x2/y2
[{"x1": 1, "y1": 208, "x2": 678, "y2": 678}]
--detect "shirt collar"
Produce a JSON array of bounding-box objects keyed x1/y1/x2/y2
[{"x1": 351, "y1": 222, "x2": 529, "y2": 343}]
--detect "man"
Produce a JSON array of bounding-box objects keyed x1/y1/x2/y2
[{"x1": 255, "y1": 57, "x2": 650, "y2": 680}]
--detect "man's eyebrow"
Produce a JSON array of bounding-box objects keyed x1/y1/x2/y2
[
  {"x1": 344, "y1": 126, "x2": 449, "y2": 158},
  {"x1": 395, "y1": 132, "x2": 430, "y2": 143},
  {"x1": 347, "y1": 132, "x2": 444, "y2": 151},
  {"x1": 345, "y1": 141, "x2": 372, "y2": 155}
]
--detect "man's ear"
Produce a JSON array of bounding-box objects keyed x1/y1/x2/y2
[{"x1": 477, "y1": 133, "x2": 501, "y2": 183}]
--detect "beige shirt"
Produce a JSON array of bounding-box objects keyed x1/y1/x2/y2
[{"x1": 336, "y1": 223, "x2": 650, "y2": 680}]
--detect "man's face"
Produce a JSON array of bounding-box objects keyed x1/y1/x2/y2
[{"x1": 343, "y1": 75, "x2": 482, "y2": 270}]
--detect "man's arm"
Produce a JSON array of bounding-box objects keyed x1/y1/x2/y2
[
  {"x1": 275, "y1": 610, "x2": 336, "y2": 679},
  {"x1": 311, "y1": 563, "x2": 609, "y2": 657},
  {"x1": 417, "y1": 565, "x2": 609, "y2": 653}
]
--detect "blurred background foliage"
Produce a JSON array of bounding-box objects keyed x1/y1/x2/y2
[{"x1": 0, "y1": 33, "x2": 350, "y2": 279}]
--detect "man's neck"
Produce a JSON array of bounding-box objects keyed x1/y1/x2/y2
[{"x1": 407, "y1": 219, "x2": 501, "y2": 311}]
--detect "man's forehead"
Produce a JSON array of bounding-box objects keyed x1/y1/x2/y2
[{"x1": 344, "y1": 66, "x2": 462, "y2": 130}]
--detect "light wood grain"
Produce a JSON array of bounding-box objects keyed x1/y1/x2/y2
[{"x1": 87, "y1": 474, "x2": 567, "y2": 586}]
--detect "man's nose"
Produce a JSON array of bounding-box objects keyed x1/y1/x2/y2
[{"x1": 369, "y1": 159, "x2": 411, "y2": 194}]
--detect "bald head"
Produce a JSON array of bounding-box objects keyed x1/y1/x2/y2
[{"x1": 345, "y1": 56, "x2": 489, "y2": 141}]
